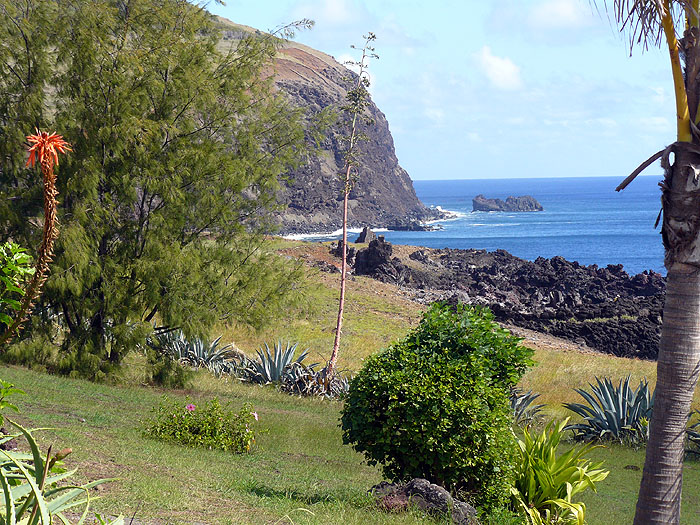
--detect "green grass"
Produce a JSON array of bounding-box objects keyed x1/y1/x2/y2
[
  {"x1": 215, "y1": 241, "x2": 423, "y2": 372},
  {"x1": 1, "y1": 365, "x2": 446, "y2": 524},
  {"x1": 5, "y1": 354, "x2": 700, "y2": 524},
  {"x1": 4, "y1": 239, "x2": 700, "y2": 524}
]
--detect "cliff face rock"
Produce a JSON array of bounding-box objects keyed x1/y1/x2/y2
[
  {"x1": 216, "y1": 18, "x2": 440, "y2": 234},
  {"x1": 472, "y1": 194, "x2": 543, "y2": 212},
  {"x1": 271, "y1": 43, "x2": 438, "y2": 233}
]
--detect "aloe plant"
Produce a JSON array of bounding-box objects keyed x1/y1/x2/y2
[
  {"x1": 511, "y1": 418, "x2": 609, "y2": 525},
  {"x1": 510, "y1": 388, "x2": 545, "y2": 427},
  {"x1": 244, "y1": 341, "x2": 316, "y2": 384},
  {"x1": 0, "y1": 421, "x2": 123, "y2": 524},
  {"x1": 564, "y1": 376, "x2": 654, "y2": 444}
]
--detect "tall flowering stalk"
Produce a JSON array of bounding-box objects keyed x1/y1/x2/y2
[
  {"x1": 327, "y1": 33, "x2": 377, "y2": 381},
  {"x1": 0, "y1": 130, "x2": 71, "y2": 346}
]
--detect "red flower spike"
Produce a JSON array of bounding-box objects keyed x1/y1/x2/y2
[{"x1": 26, "y1": 129, "x2": 72, "y2": 170}]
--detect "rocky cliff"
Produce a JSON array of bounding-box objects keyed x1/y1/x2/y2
[{"x1": 217, "y1": 17, "x2": 439, "y2": 234}]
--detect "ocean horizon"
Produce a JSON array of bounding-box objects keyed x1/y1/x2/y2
[{"x1": 286, "y1": 175, "x2": 666, "y2": 277}]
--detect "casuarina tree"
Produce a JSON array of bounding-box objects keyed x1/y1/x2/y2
[
  {"x1": 0, "y1": 0, "x2": 311, "y2": 379},
  {"x1": 603, "y1": 2, "x2": 700, "y2": 523}
]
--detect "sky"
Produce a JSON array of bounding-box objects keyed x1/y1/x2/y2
[{"x1": 207, "y1": 0, "x2": 675, "y2": 180}]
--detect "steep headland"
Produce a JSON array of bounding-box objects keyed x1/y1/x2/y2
[{"x1": 216, "y1": 17, "x2": 440, "y2": 234}]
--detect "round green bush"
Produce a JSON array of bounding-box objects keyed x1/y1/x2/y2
[{"x1": 341, "y1": 302, "x2": 533, "y2": 509}]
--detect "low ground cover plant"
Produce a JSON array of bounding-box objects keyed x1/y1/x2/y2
[
  {"x1": 341, "y1": 302, "x2": 533, "y2": 509},
  {"x1": 143, "y1": 396, "x2": 260, "y2": 453},
  {"x1": 511, "y1": 418, "x2": 609, "y2": 525},
  {"x1": 0, "y1": 380, "x2": 123, "y2": 524},
  {"x1": 564, "y1": 376, "x2": 653, "y2": 445}
]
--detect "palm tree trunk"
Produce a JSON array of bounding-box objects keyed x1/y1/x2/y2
[{"x1": 635, "y1": 144, "x2": 700, "y2": 524}]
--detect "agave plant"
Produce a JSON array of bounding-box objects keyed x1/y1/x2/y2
[
  {"x1": 564, "y1": 376, "x2": 654, "y2": 444},
  {"x1": 146, "y1": 329, "x2": 242, "y2": 377},
  {"x1": 280, "y1": 363, "x2": 350, "y2": 399},
  {"x1": 686, "y1": 410, "x2": 700, "y2": 457},
  {"x1": 510, "y1": 388, "x2": 545, "y2": 427},
  {"x1": 0, "y1": 421, "x2": 123, "y2": 524},
  {"x1": 244, "y1": 341, "x2": 316, "y2": 384},
  {"x1": 511, "y1": 418, "x2": 609, "y2": 525}
]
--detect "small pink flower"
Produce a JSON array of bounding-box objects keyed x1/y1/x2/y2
[
  {"x1": 186, "y1": 404, "x2": 196, "y2": 412},
  {"x1": 251, "y1": 411, "x2": 258, "y2": 421}
]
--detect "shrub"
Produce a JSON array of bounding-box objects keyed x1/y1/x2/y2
[
  {"x1": 0, "y1": 241, "x2": 34, "y2": 331},
  {"x1": 144, "y1": 347, "x2": 193, "y2": 389},
  {"x1": 564, "y1": 376, "x2": 653, "y2": 444},
  {"x1": 341, "y1": 302, "x2": 533, "y2": 509},
  {"x1": 143, "y1": 396, "x2": 259, "y2": 453},
  {"x1": 511, "y1": 419, "x2": 609, "y2": 525},
  {"x1": 687, "y1": 409, "x2": 700, "y2": 456},
  {"x1": 145, "y1": 329, "x2": 243, "y2": 377}
]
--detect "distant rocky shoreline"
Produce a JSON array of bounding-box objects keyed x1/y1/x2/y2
[{"x1": 326, "y1": 235, "x2": 663, "y2": 360}]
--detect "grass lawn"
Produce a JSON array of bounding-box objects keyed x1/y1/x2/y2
[
  {"x1": 4, "y1": 353, "x2": 700, "y2": 524},
  {"x1": 4, "y1": 239, "x2": 700, "y2": 524}
]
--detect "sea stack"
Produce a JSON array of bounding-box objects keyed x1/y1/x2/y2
[{"x1": 472, "y1": 194, "x2": 543, "y2": 212}]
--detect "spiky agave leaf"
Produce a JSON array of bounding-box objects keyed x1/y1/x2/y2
[
  {"x1": 564, "y1": 376, "x2": 653, "y2": 444},
  {"x1": 245, "y1": 341, "x2": 316, "y2": 384},
  {"x1": 510, "y1": 388, "x2": 545, "y2": 427}
]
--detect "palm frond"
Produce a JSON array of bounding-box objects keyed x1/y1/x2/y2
[{"x1": 599, "y1": 0, "x2": 689, "y2": 51}]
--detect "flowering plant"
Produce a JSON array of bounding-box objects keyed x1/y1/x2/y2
[{"x1": 143, "y1": 396, "x2": 260, "y2": 453}]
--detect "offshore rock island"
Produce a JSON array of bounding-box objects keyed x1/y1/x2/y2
[{"x1": 472, "y1": 194, "x2": 544, "y2": 212}]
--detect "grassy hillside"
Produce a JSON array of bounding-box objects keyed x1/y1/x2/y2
[{"x1": 3, "y1": 238, "x2": 700, "y2": 524}]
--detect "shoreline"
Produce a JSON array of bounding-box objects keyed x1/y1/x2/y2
[
  {"x1": 281, "y1": 207, "x2": 466, "y2": 241},
  {"x1": 319, "y1": 237, "x2": 664, "y2": 360}
]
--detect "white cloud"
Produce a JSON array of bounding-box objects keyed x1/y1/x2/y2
[
  {"x1": 475, "y1": 46, "x2": 523, "y2": 90},
  {"x1": 303, "y1": 0, "x2": 355, "y2": 25},
  {"x1": 528, "y1": 0, "x2": 594, "y2": 30},
  {"x1": 424, "y1": 107, "x2": 445, "y2": 124}
]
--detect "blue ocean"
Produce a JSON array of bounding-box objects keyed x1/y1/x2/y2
[{"x1": 291, "y1": 176, "x2": 666, "y2": 276}]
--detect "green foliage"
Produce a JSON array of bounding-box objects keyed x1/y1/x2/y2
[
  {"x1": 0, "y1": 421, "x2": 123, "y2": 525},
  {"x1": 0, "y1": 379, "x2": 24, "y2": 427},
  {"x1": 0, "y1": 242, "x2": 34, "y2": 331},
  {"x1": 510, "y1": 388, "x2": 545, "y2": 427},
  {"x1": 143, "y1": 396, "x2": 259, "y2": 453},
  {"x1": 564, "y1": 376, "x2": 653, "y2": 444},
  {"x1": 280, "y1": 363, "x2": 350, "y2": 399},
  {"x1": 341, "y1": 302, "x2": 533, "y2": 509},
  {"x1": 146, "y1": 329, "x2": 242, "y2": 377},
  {"x1": 144, "y1": 347, "x2": 193, "y2": 389},
  {"x1": 686, "y1": 409, "x2": 700, "y2": 456},
  {"x1": 511, "y1": 419, "x2": 609, "y2": 525},
  {"x1": 0, "y1": 0, "x2": 310, "y2": 378},
  {"x1": 244, "y1": 341, "x2": 316, "y2": 384}
]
